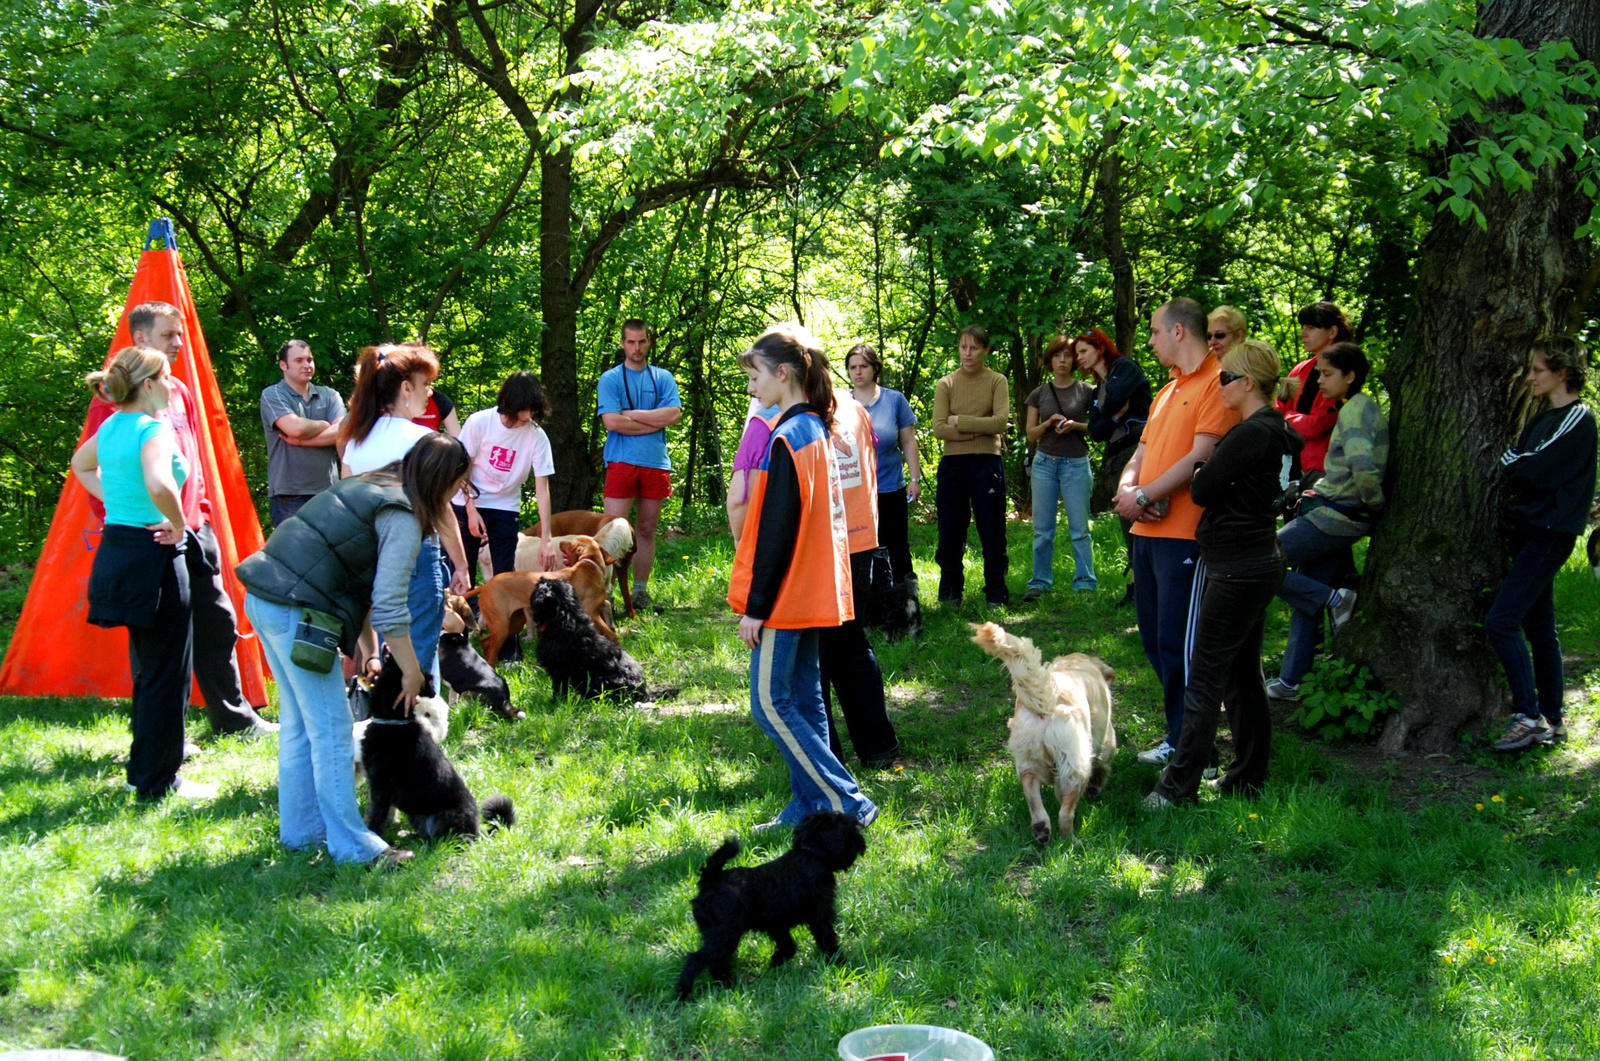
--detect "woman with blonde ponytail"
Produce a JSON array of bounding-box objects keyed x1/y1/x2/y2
[{"x1": 71, "y1": 347, "x2": 212, "y2": 801}]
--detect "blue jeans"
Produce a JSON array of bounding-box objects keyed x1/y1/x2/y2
[
  {"x1": 1485, "y1": 527, "x2": 1575, "y2": 724},
  {"x1": 1131, "y1": 535, "x2": 1204, "y2": 747},
  {"x1": 405, "y1": 535, "x2": 445, "y2": 687},
  {"x1": 246, "y1": 593, "x2": 388, "y2": 864},
  {"x1": 1029, "y1": 453, "x2": 1096, "y2": 591},
  {"x1": 1275, "y1": 517, "x2": 1363, "y2": 685},
  {"x1": 750, "y1": 626, "x2": 877, "y2": 826}
]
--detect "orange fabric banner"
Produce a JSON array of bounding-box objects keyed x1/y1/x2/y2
[{"x1": 0, "y1": 223, "x2": 270, "y2": 704}]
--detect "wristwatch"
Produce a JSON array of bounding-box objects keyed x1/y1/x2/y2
[{"x1": 1135, "y1": 489, "x2": 1151, "y2": 508}]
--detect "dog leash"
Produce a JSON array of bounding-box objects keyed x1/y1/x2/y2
[{"x1": 366, "y1": 718, "x2": 414, "y2": 727}]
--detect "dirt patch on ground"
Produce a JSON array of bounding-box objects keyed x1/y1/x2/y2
[{"x1": 1292, "y1": 670, "x2": 1600, "y2": 811}]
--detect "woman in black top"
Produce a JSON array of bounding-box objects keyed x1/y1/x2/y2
[
  {"x1": 1489, "y1": 337, "x2": 1598, "y2": 752},
  {"x1": 1075, "y1": 328, "x2": 1152, "y2": 605},
  {"x1": 1147, "y1": 340, "x2": 1302, "y2": 806}
]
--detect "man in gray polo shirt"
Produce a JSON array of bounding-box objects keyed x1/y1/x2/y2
[{"x1": 260, "y1": 339, "x2": 344, "y2": 526}]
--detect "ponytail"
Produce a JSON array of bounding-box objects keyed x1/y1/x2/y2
[
  {"x1": 86, "y1": 347, "x2": 167, "y2": 405},
  {"x1": 340, "y1": 342, "x2": 441, "y2": 448},
  {"x1": 742, "y1": 323, "x2": 836, "y2": 431}
]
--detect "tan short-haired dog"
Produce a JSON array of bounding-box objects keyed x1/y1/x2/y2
[{"x1": 972, "y1": 622, "x2": 1116, "y2": 843}]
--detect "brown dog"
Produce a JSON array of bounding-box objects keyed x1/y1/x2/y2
[
  {"x1": 522, "y1": 511, "x2": 637, "y2": 617},
  {"x1": 463, "y1": 537, "x2": 618, "y2": 664}
]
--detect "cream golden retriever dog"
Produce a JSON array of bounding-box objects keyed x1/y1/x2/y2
[{"x1": 972, "y1": 622, "x2": 1115, "y2": 843}]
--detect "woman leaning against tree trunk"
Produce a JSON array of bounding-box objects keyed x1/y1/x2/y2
[{"x1": 1489, "y1": 337, "x2": 1597, "y2": 753}]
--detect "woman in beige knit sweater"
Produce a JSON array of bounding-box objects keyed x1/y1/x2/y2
[{"x1": 932, "y1": 325, "x2": 1012, "y2": 606}]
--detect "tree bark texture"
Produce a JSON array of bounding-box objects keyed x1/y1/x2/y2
[
  {"x1": 1350, "y1": 0, "x2": 1600, "y2": 754},
  {"x1": 1095, "y1": 123, "x2": 1137, "y2": 358}
]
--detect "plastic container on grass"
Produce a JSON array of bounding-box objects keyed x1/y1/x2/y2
[{"x1": 838, "y1": 1024, "x2": 993, "y2": 1061}]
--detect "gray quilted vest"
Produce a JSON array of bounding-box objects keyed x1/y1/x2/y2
[{"x1": 236, "y1": 470, "x2": 413, "y2": 655}]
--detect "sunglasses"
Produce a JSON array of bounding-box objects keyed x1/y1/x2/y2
[
  {"x1": 1208, "y1": 331, "x2": 1231, "y2": 341},
  {"x1": 1218, "y1": 370, "x2": 1247, "y2": 386}
]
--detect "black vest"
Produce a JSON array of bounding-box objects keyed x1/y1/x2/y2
[{"x1": 236, "y1": 471, "x2": 412, "y2": 654}]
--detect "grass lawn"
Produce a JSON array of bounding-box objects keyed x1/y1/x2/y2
[{"x1": 2, "y1": 515, "x2": 1599, "y2": 1060}]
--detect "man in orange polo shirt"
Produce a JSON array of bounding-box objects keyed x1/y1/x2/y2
[{"x1": 1114, "y1": 298, "x2": 1241, "y2": 767}]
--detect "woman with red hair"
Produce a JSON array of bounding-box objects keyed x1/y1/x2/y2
[{"x1": 1076, "y1": 328, "x2": 1151, "y2": 605}]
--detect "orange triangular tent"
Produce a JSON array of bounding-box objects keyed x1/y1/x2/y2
[{"x1": 0, "y1": 219, "x2": 270, "y2": 705}]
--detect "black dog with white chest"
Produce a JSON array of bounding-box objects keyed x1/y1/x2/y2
[
  {"x1": 675, "y1": 811, "x2": 867, "y2": 1001},
  {"x1": 438, "y1": 631, "x2": 523, "y2": 720},
  {"x1": 361, "y1": 653, "x2": 514, "y2": 841}
]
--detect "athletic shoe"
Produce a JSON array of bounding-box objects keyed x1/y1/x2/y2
[
  {"x1": 182, "y1": 741, "x2": 201, "y2": 762},
  {"x1": 1136, "y1": 740, "x2": 1174, "y2": 766},
  {"x1": 374, "y1": 846, "x2": 415, "y2": 869},
  {"x1": 1141, "y1": 790, "x2": 1175, "y2": 811},
  {"x1": 1202, "y1": 765, "x2": 1220, "y2": 781},
  {"x1": 1491, "y1": 714, "x2": 1552, "y2": 753},
  {"x1": 127, "y1": 777, "x2": 219, "y2": 801},
  {"x1": 1265, "y1": 678, "x2": 1301, "y2": 702},
  {"x1": 1329, "y1": 589, "x2": 1358, "y2": 633},
  {"x1": 630, "y1": 588, "x2": 652, "y2": 612},
  {"x1": 1540, "y1": 721, "x2": 1568, "y2": 744},
  {"x1": 1022, "y1": 587, "x2": 1045, "y2": 603}
]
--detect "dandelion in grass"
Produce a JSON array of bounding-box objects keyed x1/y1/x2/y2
[
  {"x1": 1504, "y1": 834, "x2": 1512, "y2": 841},
  {"x1": 1248, "y1": 813, "x2": 1258, "y2": 819},
  {"x1": 1567, "y1": 867, "x2": 1576, "y2": 875},
  {"x1": 1475, "y1": 803, "x2": 1485, "y2": 811},
  {"x1": 1491, "y1": 794, "x2": 1504, "y2": 803},
  {"x1": 1442, "y1": 954, "x2": 1454, "y2": 964},
  {"x1": 1486, "y1": 955, "x2": 1497, "y2": 965},
  {"x1": 1466, "y1": 939, "x2": 1477, "y2": 948},
  {"x1": 1237, "y1": 825, "x2": 1244, "y2": 833}
]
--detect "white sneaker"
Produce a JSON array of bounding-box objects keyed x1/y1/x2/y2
[
  {"x1": 1136, "y1": 741, "x2": 1175, "y2": 765},
  {"x1": 1265, "y1": 678, "x2": 1301, "y2": 702},
  {"x1": 1329, "y1": 589, "x2": 1358, "y2": 633},
  {"x1": 170, "y1": 778, "x2": 219, "y2": 800},
  {"x1": 1141, "y1": 790, "x2": 1175, "y2": 811}
]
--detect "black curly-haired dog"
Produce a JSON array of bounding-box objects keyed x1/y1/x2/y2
[
  {"x1": 439, "y1": 631, "x2": 524, "y2": 720},
  {"x1": 675, "y1": 811, "x2": 868, "y2": 1001},
  {"x1": 360, "y1": 653, "x2": 515, "y2": 841},
  {"x1": 530, "y1": 578, "x2": 650, "y2": 701}
]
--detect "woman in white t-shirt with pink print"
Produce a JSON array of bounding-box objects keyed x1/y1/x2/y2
[{"x1": 453, "y1": 373, "x2": 559, "y2": 651}]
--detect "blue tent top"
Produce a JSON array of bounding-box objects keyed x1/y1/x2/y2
[{"x1": 144, "y1": 218, "x2": 177, "y2": 251}]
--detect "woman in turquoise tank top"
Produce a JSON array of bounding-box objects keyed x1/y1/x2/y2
[{"x1": 71, "y1": 347, "x2": 206, "y2": 801}]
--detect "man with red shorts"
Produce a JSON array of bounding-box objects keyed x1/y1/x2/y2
[{"x1": 597, "y1": 319, "x2": 681, "y2": 610}]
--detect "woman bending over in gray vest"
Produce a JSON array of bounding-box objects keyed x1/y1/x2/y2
[{"x1": 237, "y1": 432, "x2": 471, "y2": 867}]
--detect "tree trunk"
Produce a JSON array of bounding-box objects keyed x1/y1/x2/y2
[
  {"x1": 541, "y1": 142, "x2": 594, "y2": 512},
  {"x1": 1349, "y1": 0, "x2": 1600, "y2": 753},
  {"x1": 1095, "y1": 123, "x2": 1138, "y2": 358}
]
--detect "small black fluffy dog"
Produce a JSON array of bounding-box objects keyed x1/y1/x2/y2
[
  {"x1": 861, "y1": 578, "x2": 922, "y2": 641},
  {"x1": 530, "y1": 578, "x2": 648, "y2": 701},
  {"x1": 675, "y1": 811, "x2": 867, "y2": 1001},
  {"x1": 361, "y1": 653, "x2": 515, "y2": 841},
  {"x1": 439, "y1": 631, "x2": 523, "y2": 720}
]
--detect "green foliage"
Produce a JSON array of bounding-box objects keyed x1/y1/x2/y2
[{"x1": 1290, "y1": 656, "x2": 1400, "y2": 742}]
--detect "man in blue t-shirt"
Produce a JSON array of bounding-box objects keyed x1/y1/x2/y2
[{"x1": 597, "y1": 319, "x2": 681, "y2": 611}]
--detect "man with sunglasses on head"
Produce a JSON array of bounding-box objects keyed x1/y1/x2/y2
[{"x1": 1114, "y1": 297, "x2": 1241, "y2": 770}]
